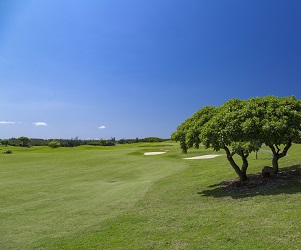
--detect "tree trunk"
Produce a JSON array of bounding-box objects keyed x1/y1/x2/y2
[
  {"x1": 272, "y1": 155, "x2": 279, "y2": 174},
  {"x1": 223, "y1": 146, "x2": 248, "y2": 181},
  {"x1": 268, "y1": 141, "x2": 292, "y2": 174},
  {"x1": 240, "y1": 152, "x2": 249, "y2": 180}
]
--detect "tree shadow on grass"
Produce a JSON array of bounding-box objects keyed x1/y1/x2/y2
[{"x1": 198, "y1": 165, "x2": 301, "y2": 199}]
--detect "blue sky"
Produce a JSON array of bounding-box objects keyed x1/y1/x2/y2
[{"x1": 1, "y1": 0, "x2": 301, "y2": 139}]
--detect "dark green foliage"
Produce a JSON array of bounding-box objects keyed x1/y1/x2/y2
[
  {"x1": 171, "y1": 106, "x2": 216, "y2": 153},
  {"x1": 3, "y1": 150, "x2": 12, "y2": 154},
  {"x1": 142, "y1": 137, "x2": 165, "y2": 142},
  {"x1": 18, "y1": 136, "x2": 31, "y2": 147},
  {"x1": 245, "y1": 96, "x2": 301, "y2": 173},
  {"x1": 172, "y1": 95, "x2": 301, "y2": 180},
  {"x1": 101, "y1": 140, "x2": 116, "y2": 146},
  {"x1": 0, "y1": 139, "x2": 9, "y2": 146},
  {"x1": 48, "y1": 141, "x2": 61, "y2": 148},
  {"x1": 1, "y1": 137, "x2": 168, "y2": 148},
  {"x1": 7, "y1": 138, "x2": 22, "y2": 146}
]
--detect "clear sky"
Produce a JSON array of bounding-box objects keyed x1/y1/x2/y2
[{"x1": 1, "y1": 0, "x2": 301, "y2": 139}]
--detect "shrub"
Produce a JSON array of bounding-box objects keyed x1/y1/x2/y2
[
  {"x1": 4, "y1": 150, "x2": 12, "y2": 154},
  {"x1": 48, "y1": 141, "x2": 61, "y2": 148}
]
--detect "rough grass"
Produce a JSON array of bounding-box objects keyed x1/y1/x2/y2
[{"x1": 1, "y1": 142, "x2": 301, "y2": 249}]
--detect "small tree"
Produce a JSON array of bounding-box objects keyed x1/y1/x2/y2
[
  {"x1": 0, "y1": 140, "x2": 9, "y2": 146},
  {"x1": 200, "y1": 99, "x2": 261, "y2": 181},
  {"x1": 171, "y1": 106, "x2": 216, "y2": 153},
  {"x1": 18, "y1": 136, "x2": 31, "y2": 147},
  {"x1": 48, "y1": 141, "x2": 61, "y2": 148},
  {"x1": 248, "y1": 96, "x2": 301, "y2": 173},
  {"x1": 8, "y1": 138, "x2": 21, "y2": 146},
  {"x1": 172, "y1": 99, "x2": 262, "y2": 181},
  {"x1": 172, "y1": 96, "x2": 301, "y2": 180}
]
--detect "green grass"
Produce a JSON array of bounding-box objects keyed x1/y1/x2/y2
[{"x1": 1, "y1": 142, "x2": 301, "y2": 249}]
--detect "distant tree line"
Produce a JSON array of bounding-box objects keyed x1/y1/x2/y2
[{"x1": 0, "y1": 136, "x2": 168, "y2": 148}]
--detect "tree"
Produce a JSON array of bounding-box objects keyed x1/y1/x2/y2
[
  {"x1": 8, "y1": 138, "x2": 21, "y2": 146},
  {"x1": 172, "y1": 96, "x2": 301, "y2": 180},
  {"x1": 172, "y1": 102, "x2": 260, "y2": 181},
  {"x1": 18, "y1": 136, "x2": 31, "y2": 147},
  {"x1": 171, "y1": 106, "x2": 216, "y2": 153},
  {"x1": 48, "y1": 141, "x2": 61, "y2": 148},
  {"x1": 247, "y1": 96, "x2": 301, "y2": 173},
  {"x1": 200, "y1": 99, "x2": 261, "y2": 181},
  {"x1": 143, "y1": 137, "x2": 164, "y2": 142},
  {"x1": 1, "y1": 140, "x2": 9, "y2": 146}
]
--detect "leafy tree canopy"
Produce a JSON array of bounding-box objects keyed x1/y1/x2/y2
[
  {"x1": 171, "y1": 106, "x2": 216, "y2": 153},
  {"x1": 18, "y1": 136, "x2": 31, "y2": 147},
  {"x1": 172, "y1": 95, "x2": 301, "y2": 181}
]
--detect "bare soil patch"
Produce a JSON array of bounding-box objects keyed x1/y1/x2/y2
[{"x1": 219, "y1": 168, "x2": 301, "y2": 193}]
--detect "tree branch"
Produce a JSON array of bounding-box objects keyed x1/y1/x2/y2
[
  {"x1": 279, "y1": 140, "x2": 292, "y2": 158},
  {"x1": 268, "y1": 144, "x2": 276, "y2": 155}
]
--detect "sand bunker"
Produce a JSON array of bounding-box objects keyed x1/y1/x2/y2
[
  {"x1": 144, "y1": 152, "x2": 167, "y2": 155},
  {"x1": 183, "y1": 154, "x2": 220, "y2": 160}
]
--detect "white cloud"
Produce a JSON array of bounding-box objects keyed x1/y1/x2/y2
[
  {"x1": 0, "y1": 121, "x2": 20, "y2": 124},
  {"x1": 98, "y1": 125, "x2": 106, "y2": 129},
  {"x1": 33, "y1": 122, "x2": 47, "y2": 126}
]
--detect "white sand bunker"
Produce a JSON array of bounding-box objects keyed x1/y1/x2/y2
[
  {"x1": 183, "y1": 154, "x2": 221, "y2": 160},
  {"x1": 144, "y1": 152, "x2": 167, "y2": 155}
]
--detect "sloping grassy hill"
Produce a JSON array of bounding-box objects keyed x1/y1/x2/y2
[{"x1": 1, "y1": 142, "x2": 301, "y2": 249}]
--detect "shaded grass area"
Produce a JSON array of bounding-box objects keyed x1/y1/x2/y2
[
  {"x1": 1, "y1": 142, "x2": 301, "y2": 249},
  {"x1": 201, "y1": 165, "x2": 301, "y2": 199}
]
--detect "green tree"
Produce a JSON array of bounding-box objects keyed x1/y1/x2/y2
[
  {"x1": 8, "y1": 138, "x2": 21, "y2": 146},
  {"x1": 200, "y1": 99, "x2": 261, "y2": 181},
  {"x1": 48, "y1": 141, "x2": 61, "y2": 148},
  {"x1": 172, "y1": 99, "x2": 263, "y2": 181},
  {"x1": 171, "y1": 106, "x2": 216, "y2": 153},
  {"x1": 248, "y1": 96, "x2": 301, "y2": 173},
  {"x1": 173, "y1": 96, "x2": 301, "y2": 180},
  {"x1": 1, "y1": 140, "x2": 9, "y2": 146},
  {"x1": 18, "y1": 136, "x2": 31, "y2": 147}
]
